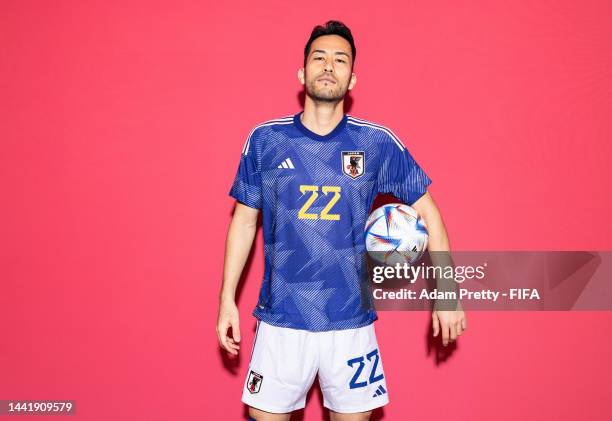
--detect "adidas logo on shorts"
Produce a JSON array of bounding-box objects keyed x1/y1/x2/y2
[{"x1": 372, "y1": 384, "x2": 387, "y2": 397}]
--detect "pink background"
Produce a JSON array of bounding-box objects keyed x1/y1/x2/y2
[{"x1": 2, "y1": 0, "x2": 611, "y2": 420}]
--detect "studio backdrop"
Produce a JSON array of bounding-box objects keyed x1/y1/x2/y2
[{"x1": 1, "y1": 1, "x2": 611, "y2": 420}]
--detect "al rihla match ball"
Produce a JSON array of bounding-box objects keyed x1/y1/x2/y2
[{"x1": 364, "y1": 203, "x2": 429, "y2": 265}]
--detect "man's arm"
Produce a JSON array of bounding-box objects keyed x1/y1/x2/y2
[
  {"x1": 412, "y1": 191, "x2": 467, "y2": 346},
  {"x1": 216, "y1": 202, "x2": 259, "y2": 355}
]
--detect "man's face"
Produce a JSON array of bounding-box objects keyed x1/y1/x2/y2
[{"x1": 299, "y1": 35, "x2": 356, "y2": 102}]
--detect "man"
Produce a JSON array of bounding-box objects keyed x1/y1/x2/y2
[{"x1": 217, "y1": 20, "x2": 467, "y2": 421}]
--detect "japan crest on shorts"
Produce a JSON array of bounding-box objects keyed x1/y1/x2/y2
[
  {"x1": 342, "y1": 151, "x2": 365, "y2": 179},
  {"x1": 247, "y1": 370, "x2": 263, "y2": 394}
]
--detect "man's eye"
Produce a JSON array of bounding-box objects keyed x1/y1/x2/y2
[
  {"x1": 314, "y1": 57, "x2": 324, "y2": 60},
  {"x1": 336, "y1": 59, "x2": 346, "y2": 63}
]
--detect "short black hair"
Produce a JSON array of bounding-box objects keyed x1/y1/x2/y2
[{"x1": 304, "y1": 20, "x2": 356, "y2": 67}]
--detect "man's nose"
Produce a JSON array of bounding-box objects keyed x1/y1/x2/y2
[{"x1": 324, "y1": 59, "x2": 333, "y2": 72}]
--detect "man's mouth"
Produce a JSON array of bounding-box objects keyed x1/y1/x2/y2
[{"x1": 317, "y1": 77, "x2": 336, "y2": 84}]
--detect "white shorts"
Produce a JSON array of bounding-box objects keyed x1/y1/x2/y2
[{"x1": 241, "y1": 321, "x2": 389, "y2": 414}]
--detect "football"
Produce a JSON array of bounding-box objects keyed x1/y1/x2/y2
[{"x1": 364, "y1": 203, "x2": 429, "y2": 265}]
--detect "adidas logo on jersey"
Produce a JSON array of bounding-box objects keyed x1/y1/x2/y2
[
  {"x1": 277, "y1": 158, "x2": 295, "y2": 169},
  {"x1": 372, "y1": 384, "x2": 387, "y2": 397}
]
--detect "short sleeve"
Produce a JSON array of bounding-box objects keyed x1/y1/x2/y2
[
  {"x1": 228, "y1": 130, "x2": 262, "y2": 209},
  {"x1": 377, "y1": 135, "x2": 432, "y2": 205}
]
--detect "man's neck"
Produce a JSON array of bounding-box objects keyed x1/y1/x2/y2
[{"x1": 300, "y1": 97, "x2": 345, "y2": 136}]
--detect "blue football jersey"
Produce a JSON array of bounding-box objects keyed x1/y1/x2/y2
[{"x1": 229, "y1": 112, "x2": 432, "y2": 331}]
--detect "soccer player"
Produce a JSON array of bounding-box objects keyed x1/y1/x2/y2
[{"x1": 217, "y1": 20, "x2": 467, "y2": 421}]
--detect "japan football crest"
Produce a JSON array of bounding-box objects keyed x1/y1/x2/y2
[
  {"x1": 247, "y1": 370, "x2": 263, "y2": 394},
  {"x1": 342, "y1": 151, "x2": 365, "y2": 179}
]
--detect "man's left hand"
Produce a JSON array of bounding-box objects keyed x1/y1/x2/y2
[{"x1": 432, "y1": 309, "x2": 467, "y2": 346}]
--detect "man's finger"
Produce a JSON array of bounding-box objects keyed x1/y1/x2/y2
[
  {"x1": 231, "y1": 320, "x2": 241, "y2": 343},
  {"x1": 217, "y1": 321, "x2": 231, "y2": 352},
  {"x1": 227, "y1": 338, "x2": 241, "y2": 349},
  {"x1": 441, "y1": 324, "x2": 450, "y2": 346},
  {"x1": 227, "y1": 340, "x2": 239, "y2": 353},
  {"x1": 225, "y1": 338, "x2": 238, "y2": 355},
  {"x1": 432, "y1": 314, "x2": 440, "y2": 337},
  {"x1": 461, "y1": 317, "x2": 467, "y2": 330},
  {"x1": 449, "y1": 322, "x2": 458, "y2": 341},
  {"x1": 216, "y1": 325, "x2": 222, "y2": 345}
]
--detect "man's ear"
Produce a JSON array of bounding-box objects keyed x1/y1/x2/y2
[
  {"x1": 348, "y1": 72, "x2": 357, "y2": 90},
  {"x1": 297, "y1": 68, "x2": 305, "y2": 85}
]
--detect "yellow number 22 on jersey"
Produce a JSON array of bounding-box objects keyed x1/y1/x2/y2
[{"x1": 298, "y1": 185, "x2": 341, "y2": 221}]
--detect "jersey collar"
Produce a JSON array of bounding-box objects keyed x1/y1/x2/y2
[{"x1": 293, "y1": 111, "x2": 348, "y2": 141}]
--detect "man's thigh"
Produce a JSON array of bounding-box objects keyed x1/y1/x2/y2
[
  {"x1": 248, "y1": 406, "x2": 291, "y2": 421},
  {"x1": 329, "y1": 409, "x2": 372, "y2": 421}
]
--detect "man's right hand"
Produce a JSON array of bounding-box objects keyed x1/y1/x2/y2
[{"x1": 216, "y1": 298, "x2": 241, "y2": 355}]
